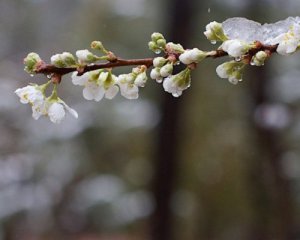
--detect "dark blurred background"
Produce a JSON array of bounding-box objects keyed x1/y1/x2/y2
[{"x1": 1, "y1": 0, "x2": 300, "y2": 239}]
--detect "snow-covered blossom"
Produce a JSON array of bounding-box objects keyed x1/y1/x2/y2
[
  {"x1": 216, "y1": 61, "x2": 245, "y2": 84},
  {"x1": 221, "y1": 39, "x2": 251, "y2": 58},
  {"x1": 179, "y1": 48, "x2": 207, "y2": 64},
  {"x1": 76, "y1": 49, "x2": 98, "y2": 64},
  {"x1": 274, "y1": 23, "x2": 300, "y2": 55},
  {"x1": 71, "y1": 71, "x2": 119, "y2": 101},
  {"x1": 204, "y1": 21, "x2": 228, "y2": 43},
  {"x1": 163, "y1": 68, "x2": 191, "y2": 97}
]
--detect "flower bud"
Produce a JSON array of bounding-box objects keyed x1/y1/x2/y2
[
  {"x1": 24, "y1": 52, "x2": 42, "y2": 74},
  {"x1": 160, "y1": 63, "x2": 173, "y2": 77},
  {"x1": 61, "y1": 52, "x2": 76, "y2": 66},
  {"x1": 221, "y1": 40, "x2": 250, "y2": 57},
  {"x1": 91, "y1": 41, "x2": 108, "y2": 54},
  {"x1": 153, "y1": 57, "x2": 168, "y2": 68},
  {"x1": 216, "y1": 61, "x2": 245, "y2": 84},
  {"x1": 166, "y1": 42, "x2": 185, "y2": 54},
  {"x1": 150, "y1": 68, "x2": 161, "y2": 80},
  {"x1": 163, "y1": 68, "x2": 191, "y2": 97},
  {"x1": 157, "y1": 39, "x2": 167, "y2": 48},
  {"x1": 151, "y1": 32, "x2": 165, "y2": 42},
  {"x1": 204, "y1": 21, "x2": 228, "y2": 43},
  {"x1": 76, "y1": 49, "x2": 98, "y2": 64},
  {"x1": 179, "y1": 48, "x2": 207, "y2": 64}
]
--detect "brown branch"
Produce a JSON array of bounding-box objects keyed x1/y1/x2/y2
[
  {"x1": 35, "y1": 58, "x2": 154, "y2": 76},
  {"x1": 33, "y1": 42, "x2": 278, "y2": 80}
]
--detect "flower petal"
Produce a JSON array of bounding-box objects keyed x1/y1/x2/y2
[
  {"x1": 105, "y1": 85, "x2": 119, "y2": 99},
  {"x1": 48, "y1": 102, "x2": 66, "y2": 124},
  {"x1": 72, "y1": 72, "x2": 89, "y2": 86}
]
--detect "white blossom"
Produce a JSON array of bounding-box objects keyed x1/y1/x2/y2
[
  {"x1": 15, "y1": 85, "x2": 44, "y2": 104},
  {"x1": 72, "y1": 71, "x2": 119, "y2": 101},
  {"x1": 31, "y1": 101, "x2": 47, "y2": 120},
  {"x1": 47, "y1": 100, "x2": 78, "y2": 124},
  {"x1": 71, "y1": 72, "x2": 89, "y2": 86},
  {"x1": 221, "y1": 39, "x2": 250, "y2": 57},
  {"x1": 134, "y1": 72, "x2": 147, "y2": 87},
  {"x1": 117, "y1": 74, "x2": 139, "y2": 99}
]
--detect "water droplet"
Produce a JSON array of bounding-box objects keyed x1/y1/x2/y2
[
  {"x1": 208, "y1": 8, "x2": 211, "y2": 13},
  {"x1": 154, "y1": 49, "x2": 161, "y2": 54},
  {"x1": 235, "y1": 57, "x2": 241, "y2": 62},
  {"x1": 238, "y1": 78, "x2": 243, "y2": 82},
  {"x1": 172, "y1": 92, "x2": 181, "y2": 97},
  {"x1": 156, "y1": 78, "x2": 163, "y2": 83},
  {"x1": 47, "y1": 74, "x2": 52, "y2": 79},
  {"x1": 30, "y1": 74, "x2": 34, "y2": 77},
  {"x1": 210, "y1": 40, "x2": 217, "y2": 44},
  {"x1": 250, "y1": 59, "x2": 256, "y2": 66}
]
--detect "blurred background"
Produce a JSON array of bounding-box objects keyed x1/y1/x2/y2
[{"x1": 1, "y1": 0, "x2": 300, "y2": 239}]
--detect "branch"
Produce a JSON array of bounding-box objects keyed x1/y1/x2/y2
[{"x1": 33, "y1": 41, "x2": 278, "y2": 79}]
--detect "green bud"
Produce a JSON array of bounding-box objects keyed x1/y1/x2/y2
[
  {"x1": 151, "y1": 32, "x2": 165, "y2": 42},
  {"x1": 148, "y1": 41, "x2": 157, "y2": 50},
  {"x1": 91, "y1": 41, "x2": 108, "y2": 54},
  {"x1": 157, "y1": 39, "x2": 167, "y2": 48},
  {"x1": 62, "y1": 52, "x2": 76, "y2": 66},
  {"x1": 251, "y1": 51, "x2": 268, "y2": 66},
  {"x1": 24, "y1": 52, "x2": 41, "y2": 74},
  {"x1": 204, "y1": 21, "x2": 228, "y2": 43}
]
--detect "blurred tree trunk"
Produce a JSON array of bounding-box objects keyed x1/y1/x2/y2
[
  {"x1": 150, "y1": 1, "x2": 196, "y2": 240},
  {"x1": 246, "y1": 2, "x2": 295, "y2": 239}
]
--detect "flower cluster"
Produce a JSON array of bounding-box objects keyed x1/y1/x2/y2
[
  {"x1": 72, "y1": 65, "x2": 148, "y2": 101},
  {"x1": 148, "y1": 32, "x2": 167, "y2": 54},
  {"x1": 15, "y1": 82, "x2": 78, "y2": 123}
]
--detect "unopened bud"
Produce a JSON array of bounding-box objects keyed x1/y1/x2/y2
[{"x1": 24, "y1": 52, "x2": 42, "y2": 74}]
